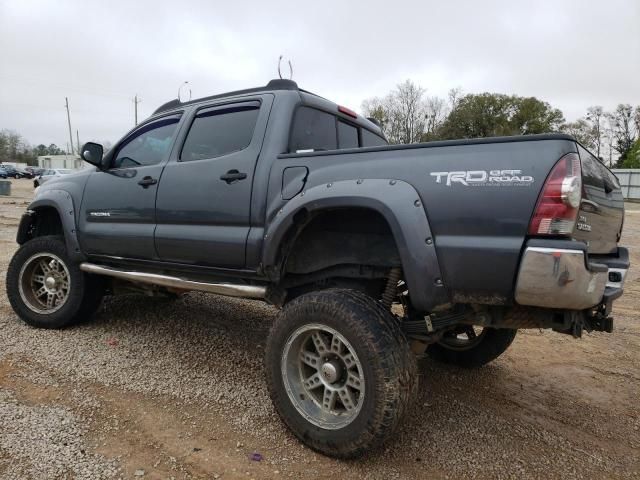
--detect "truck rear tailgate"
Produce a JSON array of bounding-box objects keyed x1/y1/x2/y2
[{"x1": 573, "y1": 144, "x2": 625, "y2": 254}]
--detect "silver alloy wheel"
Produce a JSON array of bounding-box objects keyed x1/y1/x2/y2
[
  {"x1": 18, "y1": 253, "x2": 71, "y2": 314},
  {"x1": 438, "y1": 325, "x2": 486, "y2": 351},
  {"x1": 281, "y1": 323, "x2": 365, "y2": 430}
]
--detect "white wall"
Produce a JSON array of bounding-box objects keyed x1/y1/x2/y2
[
  {"x1": 1, "y1": 162, "x2": 28, "y2": 169},
  {"x1": 612, "y1": 169, "x2": 640, "y2": 200},
  {"x1": 38, "y1": 155, "x2": 82, "y2": 170}
]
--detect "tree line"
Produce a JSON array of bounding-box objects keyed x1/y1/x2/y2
[
  {"x1": 362, "y1": 80, "x2": 640, "y2": 168},
  {"x1": 0, "y1": 129, "x2": 71, "y2": 166}
]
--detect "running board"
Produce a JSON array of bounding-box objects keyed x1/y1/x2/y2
[{"x1": 79, "y1": 263, "x2": 266, "y2": 299}]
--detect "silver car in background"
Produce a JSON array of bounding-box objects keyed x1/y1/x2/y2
[{"x1": 33, "y1": 169, "x2": 74, "y2": 188}]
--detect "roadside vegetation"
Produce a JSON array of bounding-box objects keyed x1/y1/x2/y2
[{"x1": 362, "y1": 79, "x2": 640, "y2": 167}]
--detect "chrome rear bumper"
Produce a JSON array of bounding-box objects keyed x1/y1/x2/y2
[{"x1": 515, "y1": 246, "x2": 627, "y2": 310}]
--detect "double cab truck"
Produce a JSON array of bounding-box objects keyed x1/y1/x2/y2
[{"x1": 6, "y1": 79, "x2": 629, "y2": 458}]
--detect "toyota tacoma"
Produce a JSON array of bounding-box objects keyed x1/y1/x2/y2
[{"x1": 6, "y1": 79, "x2": 629, "y2": 458}]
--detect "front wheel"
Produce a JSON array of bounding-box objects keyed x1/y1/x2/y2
[
  {"x1": 427, "y1": 326, "x2": 517, "y2": 368},
  {"x1": 6, "y1": 235, "x2": 104, "y2": 328},
  {"x1": 265, "y1": 289, "x2": 418, "y2": 459}
]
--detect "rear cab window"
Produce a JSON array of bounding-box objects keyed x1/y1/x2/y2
[
  {"x1": 338, "y1": 121, "x2": 358, "y2": 149},
  {"x1": 289, "y1": 107, "x2": 337, "y2": 152},
  {"x1": 361, "y1": 129, "x2": 387, "y2": 147},
  {"x1": 289, "y1": 106, "x2": 387, "y2": 153}
]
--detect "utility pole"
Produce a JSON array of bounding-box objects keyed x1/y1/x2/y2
[
  {"x1": 76, "y1": 130, "x2": 80, "y2": 156},
  {"x1": 133, "y1": 95, "x2": 142, "y2": 125},
  {"x1": 65, "y1": 97, "x2": 74, "y2": 155}
]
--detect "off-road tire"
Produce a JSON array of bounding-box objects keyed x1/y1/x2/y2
[
  {"x1": 265, "y1": 288, "x2": 418, "y2": 459},
  {"x1": 6, "y1": 235, "x2": 104, "y2": 329},
  {"x1": 427, "y1": 328, "x2": 517, "y2": 368}
]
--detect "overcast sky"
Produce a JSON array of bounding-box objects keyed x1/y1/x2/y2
[{"x1": 1, "y1": 0, "x2": 638, "y2": 149}]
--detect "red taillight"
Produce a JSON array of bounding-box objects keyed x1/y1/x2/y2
[
  {"x1": 528, "y1": 153, "x2": 582, "y2": 236},
  {"x1": 338, "y1": 105, "x2": 358, "y2": 119}
]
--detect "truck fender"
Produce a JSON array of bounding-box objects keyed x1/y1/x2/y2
[
  {"x1": 262, "y1": 178, "x2": 448, "y2": 312},
  {"x1": 17, "y1": 189, "x2": 86, "y2": 262}
]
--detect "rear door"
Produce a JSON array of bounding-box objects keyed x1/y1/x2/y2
[
  {"x1": 78, "y1": 114, "x2": 182, "y2": 259},
  {"x1": 154, "y1": 95, "x2": 272, "y2": 267},
  {"x1": 574, "y1": 144, "x2": 625, "y2": 254}
]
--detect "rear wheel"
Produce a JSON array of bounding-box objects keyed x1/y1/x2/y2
[
  {"x1": 265, "y1": 289, "x2": 418, "y2": 458},
  {"x1": 427, "y1": 326, "x2": 516, "y2": 368},
  {"x1": 6, "y1": 235, "x2": 104, "y2": 328}
]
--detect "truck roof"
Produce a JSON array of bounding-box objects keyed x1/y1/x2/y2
[{"x1": 152, "y1": 79, "x2": 383, "y2": 134}]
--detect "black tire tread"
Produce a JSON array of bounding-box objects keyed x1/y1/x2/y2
[
  {"x1": 6, "y1": 235, "x2": 104, "y2": 329},
  {"x1": 427, "y1": 327, "x2": 517, "y2": 368},
  {"x1": 265, "y1": 288, "x2": 417, "y2": 459}
]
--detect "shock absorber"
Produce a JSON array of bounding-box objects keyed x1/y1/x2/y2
[{"x1": 381, "y1": 267, "x2": 402, "y2": 309}]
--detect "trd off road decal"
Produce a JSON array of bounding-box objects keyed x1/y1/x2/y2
[{"x1": 429, "y1": 170, "x2": 534, "y2": 187}]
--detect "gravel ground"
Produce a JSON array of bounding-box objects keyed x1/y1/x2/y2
[{"x1": 0, "y1": 179, "x2": 639, "y2": 479}]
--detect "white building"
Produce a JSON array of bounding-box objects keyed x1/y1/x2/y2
[
  {"x1": 37, "y1": 154, "x2": 83, "y2": 170},
  {"x1": 1, "y1": 162, "x2": 28, "y2": 169}
]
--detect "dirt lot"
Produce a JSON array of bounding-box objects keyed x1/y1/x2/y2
[{"x1": 0, "y1": 179, "x2": 638, "y2": 480}]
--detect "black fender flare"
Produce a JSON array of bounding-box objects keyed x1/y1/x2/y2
[
  {"x1": 17, "y1": 189, "x2": 85, "y2": 262},
  {"x1": 262, "y1": 179, "x2": 448, "y2": 312}
]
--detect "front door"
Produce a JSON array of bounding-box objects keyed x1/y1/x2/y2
[
  {"x1": 154, "y1": 96, "x2": 272, "y2": 267},
  {"x1": 78, "y1": 113, "x2": 182, "y2": 260}
]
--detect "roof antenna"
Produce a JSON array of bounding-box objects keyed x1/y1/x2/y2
[
  {"x1": 178, "y1": 81, "x2": 191, "y2": 102},
  {"x1": 278, "y1": 55, "x2": 293, "y2": 80}
]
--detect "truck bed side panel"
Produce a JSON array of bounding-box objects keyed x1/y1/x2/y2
[{"x1": 269, "y1": 138, "x2": 577, "y2": 305}]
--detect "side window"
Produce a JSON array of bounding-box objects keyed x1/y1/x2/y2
[
  {"x1": 181, "y1": 104, "x2": 260, "y2": 162},
  {"x1": 361, "y1": 129, "x2": 388, "y2": 147},
  {"x1": 112, "y1": 116, "x2": 180, "y2": 169},
  {"x1": 289, "y1": 107, "x2": 337, "y2": 152},
  {"x1": 338, "y1": 120, "x2": 358, "y2": 149}
]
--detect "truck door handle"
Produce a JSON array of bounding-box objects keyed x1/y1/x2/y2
[
  {"x1": 220, "y1": 170, "x2": 247, "y2": 184},
  {"x1": 137, "y1": 176, "x2": 158, "y2": 188}
]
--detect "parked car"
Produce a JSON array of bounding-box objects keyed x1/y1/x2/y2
[
  {"x1": 0, "y1": 167, "x2": 7, "y2": 179},
  {"x1": 25, "y1": 166, "x2": 45, "y2": 177},
  {"x1": 18, "y1": 167, "x2": 34, "y2": 179},
  {"x1": 5, "y1": 79, "x2": 629, "y2": 459},
  {"x1": 33, "y1": 168, "x2": 74, "y2": 188},
  {"x1": 0, "y1": 165, "x2": 30, "y2": 179}
]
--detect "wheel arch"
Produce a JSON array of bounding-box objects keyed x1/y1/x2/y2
[
  {"x1": 262, "y1": 179, "x2": 449, "y2": 311},
  {"x1": 282, "y1": 207, "x2": 400, "y2": 273},
  {"x1": 17, "y1": 190, "x2": 85, "y2": 261}
]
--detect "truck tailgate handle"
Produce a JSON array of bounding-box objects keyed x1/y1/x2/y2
[{"x1": 220, "y1": 170, "x2": 247, "y2": 184}]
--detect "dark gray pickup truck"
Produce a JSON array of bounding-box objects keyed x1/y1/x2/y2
[{"x1": 6, "y1": 79, "x2": 629, "y2": 458}]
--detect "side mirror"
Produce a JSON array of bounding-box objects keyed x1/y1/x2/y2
[{"x1": 81, "y1": 142, "x2": 104, "y2": 168}]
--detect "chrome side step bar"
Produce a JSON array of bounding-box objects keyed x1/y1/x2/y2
[{"x1": 79, "y1": 263, "x2": 266, "y2": 299}]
